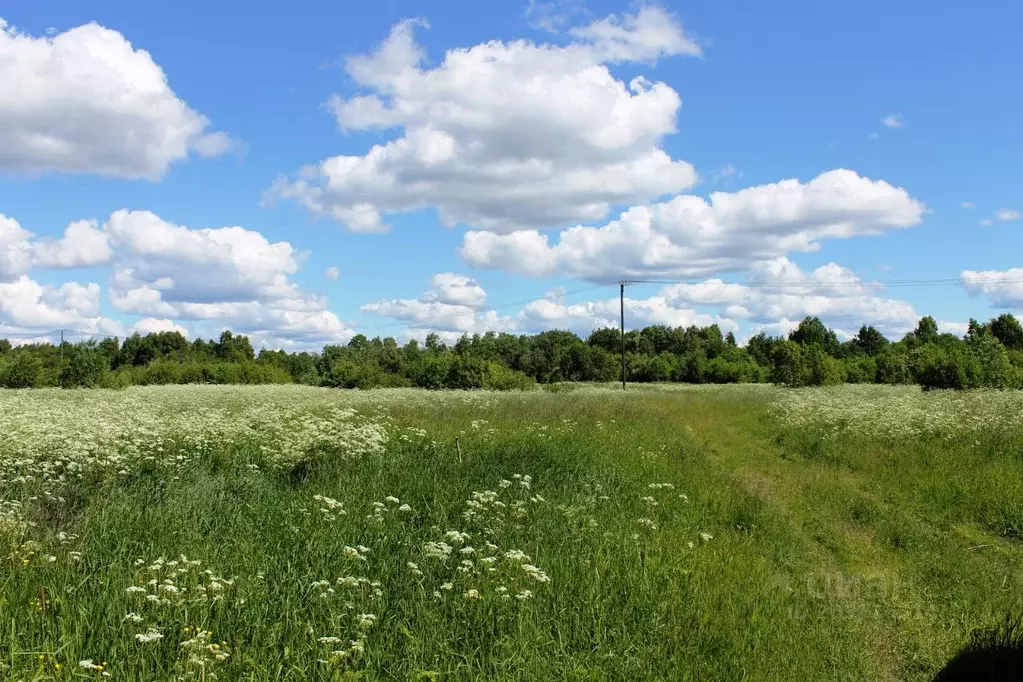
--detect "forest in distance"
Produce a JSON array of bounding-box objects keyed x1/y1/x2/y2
[{"x1": 3, "y1": 313, "x2": 1023, "y2": 392}]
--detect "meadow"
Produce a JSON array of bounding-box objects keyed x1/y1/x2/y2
[{"x1": 1, "y1": 384, "x2": 1021, "y2": 680}]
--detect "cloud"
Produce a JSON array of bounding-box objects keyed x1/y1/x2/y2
[
  {"x1": 361, "y1": 273, "x2": 504, "y2": 335},
  {"x1": 567, "y1": 6, "x2": 701, "y2": 61},
  {"x1": 961, "y1": 268, "x2": 1023, "y2": 308},
  {"x1": 0, "y1": 208, "x2": 356, "y2": 349},
  {"x1": 133, "y1": 318, "x2": 189, "y2": 337},
  {"x1": 658, "y1": 258, "x2": 920, "y2": 337},
  {"x1": 980, "y1": 219, "x2": 993, "y2": 226},
  {"x1": 712, "y1": 164, "x2": 741, "y2": 183},
  {"x1": 267, "y1": 7, "x2": 699, "y2": 233},
  {"x1": 51, "y1": 209, "x2": 356, "y2": 347},
  {"x1": 0, "y1": 275, "x2": 123, "y2": 338},
  {"x1": 103, "y1": 210, "x2": 306, "y2": 308},
  {"x1": 523, "y1": 0, "x2": 586, "y2": 33},
  {"x1": 363, "y1": 260, "x2": 915, "y2": 343},
  {"x1": 324, "y1": 266, "x2": 341, "y2": 281},
  {"x1": 424, "y1": 272, "x2": 487, "y2": 308},
  {"x1": 960, "y1": 201, "x2": 975, "y2": 209},
  {"x1": 517, "y1": 294, "x2": 736, "y2": 334},
  {"x1": 938, "y1": 320, "x2": 968, "y2": 337},
  {"x1": 33, "y1": 219, "x2": 113, "y2": 268},
  {"x1": 0, "y1": 213, "x2": 32, "y2": 280},
  {"x1": 364, "y1": 272, "x2": 739, "y2": 341},
  {"x1": 461, "y1": 169, "x2": 926, "y2": 280},
  {"x1": 882, "y1": 113, "x2": 905, "y2": 129},
  {"x1": 0, "y1": 19, "x2": 232, "y2": 179},
  {"x1": 996, "y1": 208, "x2": 1021, "y2": 222}
]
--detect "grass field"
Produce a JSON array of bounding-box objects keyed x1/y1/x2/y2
[{"x1": 1, "y1": 384, "x2": 1021, "y2": 680}]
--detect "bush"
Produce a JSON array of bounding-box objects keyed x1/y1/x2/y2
[
  {"x1": 804, "y1": 347, "x2": 846, "y2": 386},
  {"x1": 484, "y1": 362, "x2": 535, "y2": 391},
  {"x1": 913, "y1": 344, "x2": 980, "y2": 390},
  {"x1": 60, "y1": 345, "x2": 109, "y2": 388},
  {"x1": 844, "y1": 355, "x2": 877, "y2": 384},
  {"x1": 446, "y1": 355, "x2": 487, "y2": 389},
  {"x1": 0, "y1": 352, "x2": 42, "y2": 388},
  {"x1": 704, "y1": 357, "x2": 759, "y2": 384},
  {"x1": 875, "y1": 347, "x2": 911, "y2": 384},
  {"x1": 770, "y1": 341, "x2": 805, "y2": 387},
  {"x1": 972, "y1": 334, "x2": 1019, "y2": 389},
  {"x1": 408, "y1": 354, "x2": 452, "y2": 389}
]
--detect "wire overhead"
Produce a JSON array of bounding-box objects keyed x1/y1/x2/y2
[{"x1": 6, "y1": 273, "x2": 1021, "y2": 344}]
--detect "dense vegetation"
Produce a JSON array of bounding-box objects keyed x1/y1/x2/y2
[
  {"x1": 3, "y1": 312, "x2": 1023, "y2": 390},
  {"x1": 1, "y1": 384, "x2": 1020, "y2": 679}
]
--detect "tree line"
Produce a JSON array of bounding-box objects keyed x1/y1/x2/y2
[{"x1": 1, "y1": 313, "x2": 1022, "y2": 390}]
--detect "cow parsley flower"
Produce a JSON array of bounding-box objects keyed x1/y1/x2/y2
[{"x1": 135, "y1": 628, "x2": 164, "y2": 644}]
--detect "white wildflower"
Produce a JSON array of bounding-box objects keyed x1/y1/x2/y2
[{"x1": 135, "y1": 628, "x2": 164, "y2": 644}]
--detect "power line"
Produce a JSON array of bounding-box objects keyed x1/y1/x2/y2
[
  {"x1": 355, "y1": 281, "x2": 617, "y2": 332},
  {"x1": 626, "y1": 276, "x2": 1023, "y2": 288},
  {"x1": 7, "y1": 274, "x2": 1023, "y2": 347}
]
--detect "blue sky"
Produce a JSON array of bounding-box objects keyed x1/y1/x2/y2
[{"x1": 1, "y1": 0, "x2": 1021, "y2": 348}]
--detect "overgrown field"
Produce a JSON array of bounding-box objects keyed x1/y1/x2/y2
[{"x1": 1, "y1": 384, "x2": 1021, "y2": 680}]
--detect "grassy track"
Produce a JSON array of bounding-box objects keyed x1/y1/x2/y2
[{"x1": 0, "y1": 385, "x2": 1020, "y2": 680}]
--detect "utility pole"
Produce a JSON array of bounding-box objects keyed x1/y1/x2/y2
[
  {"x1": 619, "y1": 281, "x2": 627, "y2": 390},
  {"x1": 59, "y1": 329, "x2": 64, "y2": 388}
]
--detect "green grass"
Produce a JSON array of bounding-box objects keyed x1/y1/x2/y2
[{"x1": 1, "y1": 384, "x2": 1021, "y2": 680}]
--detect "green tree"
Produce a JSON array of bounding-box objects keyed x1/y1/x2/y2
[
  {"x1": 875, "y1": 347, "x2": 910, "y2": 384},
  {"x1": 789, "y1": 317, "x2": 840, "y2": 355},
  {"x1": 424, "y1": 333, "x2": 445, "y2": 352},
  {"x1": 913, "y1": 316, "x2": 940, "y2": 345},
  {"x1": 770, "y1": 340, "x2": 806, "y2": 387},
  {"x1": 844, "y1": 355, "x2": 877, "y2": 383},
  {"x1": 0, "y1": 351, "x2": 42, "y2": 388},
  {"x1": 971, "y1": 334, "x2": 1018, "y2": 388},
  {"x1": 804, "y1": 346, "x2": 846, "y2": 386},
  {"x1": 990, "y1": 313, "x2": 1023, "y2": 350},
  {"x1": 745, "y1": 332, "x2": 778, "y2": 367},
  {"x1": 446, "y1": 355, "x2": 487, "y2": 389},
  {"x1": 61, "y1": 342, "x2": 108, "y2": 388},
  {"x1": 913, "y1": 344, "x2": 979, "y2": 390},
  {"x1": 854, "y1": 325, "x2": 888, "y2": 356}
]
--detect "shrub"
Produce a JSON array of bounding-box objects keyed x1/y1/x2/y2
[
  {"x1": 408, "y1": 354, "x2": 452, "y2": 389},
  {"x1": 804, "y1": 346, "x2": 846, "y2": 386},
  {"x1": 844, "y1": 355, "x2": 877, "y2": 384},
  {"x1": 484, "y1": 362, "x2": 535, "y2": 391},
  {"x1": 770, "y1": 341, "x2": 805, "y2": 387},
  {"x1": 0, "y1": 352, "x2": 42, "y2": 388},
  {"x1": 971, "y1": 334, "x2": 1019, "y2": 389},
  {"x1": 875, "y1": 347, "x2": 911, "y2": 384},
  {"x1": 913, "y1": 344, "x2": 980, "y2": 390},
  {"x1": 446, "y1": 355, "x2": 487, "y2": 389}
]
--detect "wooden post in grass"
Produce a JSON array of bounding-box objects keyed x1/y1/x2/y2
[{"x1": 620, "y1": 281, "x2": 627, "y2": 390}]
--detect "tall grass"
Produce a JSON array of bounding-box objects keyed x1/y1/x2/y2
[{"x1": 0, "y1": 385, "x2": 1020, "y2": 679}]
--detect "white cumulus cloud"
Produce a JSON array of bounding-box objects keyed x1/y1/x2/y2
[
  {"x1": 132, "y1": 318, "x2": 189, "y2": 337},
  {"x1": 33, "y1": 219, "x2": 113, "y2": 268},
  {"x1": 962, "y1": 268, "x2": 1023, "y2": 308},
  {"x1": 362, "y1": 273, "x2": 503, "y2": 335},
  {"x1": 0, "y1": 19, "x2": 232, "y2": 179},
  {"x1": 660, "y1": 258, "x2": 920, "y2": 337},
  {"x1": 0, "y1": 275, "x2": 122, "y2": 339},
  {"x1": 0, "y1": 213, "x2": 33, "y2": 280},
  {"x1": 97, "y1": 210, "x2": 354, "y2": 346},
  {"x1": 461, "y1": 169, "x2": 926, "y2": 280},
  {"x1": 268, "y1": 7, "x2": 699, "y2": 233}
]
